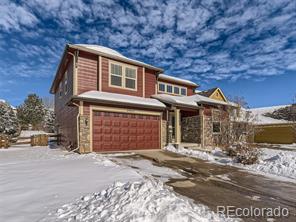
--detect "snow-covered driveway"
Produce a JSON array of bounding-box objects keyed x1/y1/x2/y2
[
  {"x1": 0, "y1": 146, "x2": 234, "y2": 222},
  {"x1": 0, "y1": 146, "x2": 140, "y2": 222}
]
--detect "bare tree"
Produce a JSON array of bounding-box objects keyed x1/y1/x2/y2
[{"x1": 226, "y1": 96, "x2": 259, "y2": 164}]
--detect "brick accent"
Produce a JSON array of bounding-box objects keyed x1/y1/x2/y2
[{"x1": 79, "y1": 115, "x2": 91, "y2": 153}]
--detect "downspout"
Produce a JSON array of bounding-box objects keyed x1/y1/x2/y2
[
  {"x1": 68, "y1": 50, "x2": 79, "y2": 95},
  {"x1": 71, "y1": 101, "x2": 81, "y2": 153}
]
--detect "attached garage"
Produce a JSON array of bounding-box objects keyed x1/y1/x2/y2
[{"x1": 92, "y1": 111, "x2": 161, "y2": 152}]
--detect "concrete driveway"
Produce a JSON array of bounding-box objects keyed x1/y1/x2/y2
[{"x1": 113, "y1": 150, "x2": 296, "y2": 222}]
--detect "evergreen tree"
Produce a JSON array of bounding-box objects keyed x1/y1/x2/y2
[
  {"x1": 17, "y1": 94, "x2": 45, "y2": 129},
  {"x1": 43, "y1": 109, "x2": 56, "y2": 133},
  {"x1": 0, "y1": 101, "x2": 19, "y2": 136}
]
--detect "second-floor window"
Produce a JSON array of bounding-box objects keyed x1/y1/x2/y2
[
  {"x1": 59, "y1": 82, "x2": 62, "y2": 98},
  {"x1": 110, "y1": 62, "x2": 137, "y2": 90},
  {"x1": 64, "y1": 71, "x2": 68, "y2": 95},
  {"x1": 158, "y1": 82, "x2": 187, "y2": 96}
]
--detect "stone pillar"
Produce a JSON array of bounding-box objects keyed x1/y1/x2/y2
[
  {"x1": 79, "y1": 115, "x2": 90, "y2": 153},
  {"x1": 200, "y1": 109, "x2": 205, "y2": 148},
  {"x1": 161, "y1": 120, "x2": 167, "y2": 147},
  {"x1": 175, "y1": 108, "x2": 181, "y2": 144}
]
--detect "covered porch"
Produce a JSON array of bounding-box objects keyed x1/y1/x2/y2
[{"x1": 166, "y1": 106, "x2": 204, "y2": 148}]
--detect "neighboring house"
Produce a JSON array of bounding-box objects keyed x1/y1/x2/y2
[
  {"x1": 50, "y1": 44, "x2": 236, "y2": 153},
  {"x1": 250, "y1": 105, "x2": 296, "y2": 144}
]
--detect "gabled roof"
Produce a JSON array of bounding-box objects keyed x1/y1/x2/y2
[
  {"x1": 69, "y1": 44, "x2": 163, "y2": 72},
  {"x1": 158, "y1": 74, "x2": 198, "y2": 87},
  {"x1": 198, "y1": 87, "x2": 228, "y2": 102},
  {"x1": 73, "y1": 91, "x2": 166, "y2": 109},
  {"x1": 50, "y1": 44, "x2": 163, "y2": 94}
]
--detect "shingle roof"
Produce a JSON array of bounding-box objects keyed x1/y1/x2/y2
[{"x1": 197, "y1": 87, "x2": 218, "y2": 97}]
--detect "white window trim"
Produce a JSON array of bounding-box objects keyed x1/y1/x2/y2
[
  {"x1": 157, "y1": 81, "x2": 187, "y2": 96},
  {"x1": 109, "y1": 60, "x2": 137, "y2": 91}
]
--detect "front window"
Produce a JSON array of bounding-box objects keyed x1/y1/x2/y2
[
  {"x1": 64, "y1": 71, "x2": 68, "y2": 94},
  {"x1": 181, "y1": 88, "x2": 187, "y2": 96},
  {"x1": 213, "y1": 122, "x2": 221, "y2": 133},
  {"x1": 167, "y1": 85, "x2": 172, "y2": 93},
  {"x1": 159, "y1": 83, "x2": 165, "y2": 92},
  {"x1": 110, "y1": 63, "x2": 122, "y2": 87},
  {"x1": 174, "y1": 86, "x2": 180, "y2": 94},
  {"x1": 125, "y1": 67, "x2": 136, "y2": 89},
  {"x1": 110, "y1": 62, "x2": 137, "y2": 90},
  {"x1": 59, "y1": 82, "x2": 62, "y2": 97}
]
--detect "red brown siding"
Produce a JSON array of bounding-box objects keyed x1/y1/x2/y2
[
  {"x1": 77, "y1": 51, "x2": 98, "y2": 94},
  {"x1": 145, "y1": 68, "x2": 157, "y2": 98},
  {"x1": 54, "y1": 58, "x2": 78, "y2": 147}
]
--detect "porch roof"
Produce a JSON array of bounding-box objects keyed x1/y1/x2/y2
[
  {"x1": 73, "y1": 91, "x2": 166, "y2": 109},
  {"x1": 152, "y1": 93, "x2": 236, "y2": 108}
]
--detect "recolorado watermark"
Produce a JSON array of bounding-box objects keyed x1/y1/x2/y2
[{"x1": 217, "y1": 205, "x2": 289, "y2": 219}]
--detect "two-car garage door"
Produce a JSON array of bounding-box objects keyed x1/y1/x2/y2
[{"x1": 92, "y1": 111, "x2": 160, "y2": 152}]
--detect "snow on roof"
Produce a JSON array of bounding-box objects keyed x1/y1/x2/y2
[
  {"x1": 249, "y1": 105, "x2": 291, "y2": 125},
  {"x1": 152, "y1": 93, "x2": 232, "y2": 108},
  {"x1": 158, "y1": 74, "x2": 198, "y2": 87},
  {"x1": 75, "y1": 44, "x2": 123, "y2": 57},
  {"x1": 0, "y1": 99, "x2": 16, "y2": 109},
  {"x1": 72, "y1": 44, "x2": 162, "y2": 71},
  {"x1": 77, "y1": 91, "x2": 166, "y2": 109}
]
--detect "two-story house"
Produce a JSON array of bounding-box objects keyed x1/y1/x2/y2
[{"x1": 50, "y1": 44, "x2": 236, "y2": 153}]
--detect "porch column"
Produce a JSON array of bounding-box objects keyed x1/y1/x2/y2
[{"x1": 175, "y1": 108, "x2": 181, "y2": 144}]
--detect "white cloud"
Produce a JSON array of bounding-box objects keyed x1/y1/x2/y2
[
  {"x1": 0, "y1": 0, "x2": 295, "y2": 85},
  {"x1": 0, "y1": 0, "x2": 38, "y2": 31}
]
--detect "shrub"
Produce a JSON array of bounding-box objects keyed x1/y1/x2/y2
[{"x1": 228, "y1": 143, "x2": 260, "y2": 165}]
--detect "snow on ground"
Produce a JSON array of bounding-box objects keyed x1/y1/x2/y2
[
  {"x1": 0, "y1": 146, "x2": 140, "y2": 222},
  {"x1": 249, "y1": 105, "x2": 290, "y2": 124},
  {"x1": 0, "y1": 145, "x2": 235, "y2": 222},
  {"x1": 165, "y1": 145, "x2": 296, "y2": 182},
  {"x1": 43, "y1": 178, "x2": 236, "y2": 222}
]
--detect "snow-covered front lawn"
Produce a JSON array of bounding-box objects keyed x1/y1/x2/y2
[
  {"x1": 165, "y1": 145, "x2": 296, "y2": 182},
  {"x1": 0, "y1": 146, "x2": 235, "y2": 222}
]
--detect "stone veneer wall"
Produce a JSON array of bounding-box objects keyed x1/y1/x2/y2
[
  {"x1": 203, "y1": 108, "x2": 230, "y2": 149},
  {"x1": 181, "y1": 116, "x2": 201, "y2": 143},
  {"x1": 161, "y1": 120, "x2": 167, "y2": 147},
  {"x1": 79, "y1": 115, "x2": 90, "y2": 153}
]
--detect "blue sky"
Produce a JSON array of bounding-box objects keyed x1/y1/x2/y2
[{"x1": 0, "y1": 0, "x2": 295, "y2": 108}]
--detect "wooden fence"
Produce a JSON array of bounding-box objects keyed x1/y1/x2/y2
[{"x1": 0, "y1": 134, "x2": 61, "y2": 148}]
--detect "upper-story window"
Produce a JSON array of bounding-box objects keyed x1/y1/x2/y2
[
  {"x1": 125, "y1": 67, "x2": 136, "y2": 89},
  {"x1": 110, "y1": 63, "x2": 122, "y2": 86},
  {"x1": 167, "y1": 85, "x2": 172, "y2": 93},
  {"x1": 64, "y1": 71, "x2": 68, "y2": 95},
  {"x1": 159, "y1": 83, "x2": 165, "y2": 92},
  {"x1": 174, "y1": 86, "x2": 179, "y2": 94},
  {"x1": 181, "y1": 88, "x2": 187, "y2": 96},
  {"x1": 59, "y1": 82, "x2": 62, "y2": 98},
  {"x1": 110, "y1": 61, "x2": 137, "y2": 90},
  {"x1": 158, "y1": 82, "x2": 187, "y2": 96}
]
